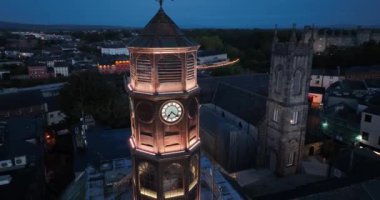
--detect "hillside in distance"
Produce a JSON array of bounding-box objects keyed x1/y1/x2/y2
[{"x1": 0, "y1": 21, "x2": 129, "y2": 30}]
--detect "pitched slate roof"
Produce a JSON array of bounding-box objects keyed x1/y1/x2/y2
[
  {"x1": 212, "y1": 82, "x2": 268, "y2": 126},
  {"x1": 0, "y1": 90, "x2": 44, "y2": 111},
  {"x1": 197, "y1": 74, "x2": 270, "y2": 126},
  {"x1": 128, "y1": 8, "x2": 198, "y2": 48}
]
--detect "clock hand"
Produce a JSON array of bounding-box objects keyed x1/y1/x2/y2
[{"x1": 168, "y1": 111, "x2": 175, "y2": 118}]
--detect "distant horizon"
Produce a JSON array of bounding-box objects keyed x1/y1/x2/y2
[
  {"x1": 1, "y1": 0, "x2": 380, "y2": 29},
  {"x1": 2, "y1": 20, "x2": 380, "y2": 30}
]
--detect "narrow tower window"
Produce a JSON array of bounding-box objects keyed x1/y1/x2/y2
[
  {"x1": 273, "y1": 108, "x2": 279, "y2": 122},
  {"x1": 293, "y1": 69, "x2": 303, "y2": 95},
  {"x1": 290, "y1": 111, "x2": 299, "y2": 125},
  {"x1": 275, "y1": 65, "x2": 283, "y2": 93},
  {"x1": 287, "y1": 152, "x2": 296, "y2": 167}
]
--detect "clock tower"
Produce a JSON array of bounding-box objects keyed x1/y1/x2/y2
[{"x1": 127, "y1": 3, "x2": 201, "y2": 200}]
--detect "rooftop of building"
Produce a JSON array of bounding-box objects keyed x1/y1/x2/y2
[
  {"x1": 128, "y1": 8, "x2": 198, "y2": 48},
  {"x1": 0, "y1": 117, "x2": 44, "y2": 160},
  {"x1": 309, "y1": 86, "x2": 326, "y2": 94},
  {"x1": 198, "y1": 50, "x2": 227, "y2": 57},
  {"x1": 365, "y1": 79, "x2": 380, "y2": 89},
  {"x1": 311, "y1": 69, "x2": 342, "y2": 76},
  {"x1": 345, "y1": 65, "x2": 380, "y2": 73},
  {"x1": 0, "y1": 90, "x2": 44, "y2": 110},
  {"x1": 74, "y1": 126, "x2": 131, "y2": 172}
]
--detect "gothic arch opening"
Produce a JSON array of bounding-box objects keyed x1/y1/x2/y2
[
  {"x1": 189, "y1": 155, "x2": 199, "y2": 191},
  {"x1": 293, "y1": 69, "x2": 304, "y2": 95},
  {"x1": 163, "y1": 163, "x2": 184, "y2": 198},
  {"x1": 275, "y1": 65, "x2": 284, "y2": 93},
  {"x1": 138, "y1": 162, "x2": 157, "y2": 198}
]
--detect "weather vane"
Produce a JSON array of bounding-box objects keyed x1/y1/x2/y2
[
  {"x1": 158, "y1": 0, "x2": 164, "y2": 8},
  {"x1": 157, "y1": 0, "x2": 174, "y2": 8}
]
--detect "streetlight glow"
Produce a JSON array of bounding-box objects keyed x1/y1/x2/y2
[{"x1": 322, "y1": 121, "x2": 328, "y2": 128}]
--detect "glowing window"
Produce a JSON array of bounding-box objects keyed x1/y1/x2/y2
[
  {"x1": 290, "y1": 111, "x2": 298, "y2": 125},
  {"x1": 189, "y1": 155, "x2": 199, "y2": 191},
  {"x1": 138, "y1": 162, "x2": 157, "y2": 198}
]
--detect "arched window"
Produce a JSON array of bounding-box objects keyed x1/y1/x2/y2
[
  {"x1": 189, "y1": 155, "x2": 199, "y2": 191},
  {"x1": 186, "y1": 54, "x2": 195, "y2": 80},
  {"x1": 275, "y1": 65, "x2": 283, "y2": 93},
  {"x1": 163, "y1": 163, "x2": 184, "y2": 198},
  {"x1": 136, "y1": 55, "x2": 152, "y2": 83},
  {"x1": 158, "y1": 55, "x2": 182, "y2": 83},
  {"x1": 293, "y1": 69, "x2": 304, "y2": 95},
  {"x1": 138, "y1": 162, "x2": 157, "y2": 198}
]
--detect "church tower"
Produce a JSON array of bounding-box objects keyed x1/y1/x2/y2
[
  {"x1": 265, "y1": 26, "x2": 313, "y2": 176},
  {"x1": 126, "y1": 2, "x2": 201, "y2": 199}
]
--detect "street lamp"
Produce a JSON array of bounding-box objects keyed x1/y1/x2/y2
[
  {"x1": 322, "y1": 121, "x2": 329, "y2": 129},
  {"x1": 355, "y1": 135, "x2": 362, "y2": 142}
]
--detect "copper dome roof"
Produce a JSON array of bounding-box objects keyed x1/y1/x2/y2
[{"x1": 128, "y1": 8, "x2": 198, "y2": 48}]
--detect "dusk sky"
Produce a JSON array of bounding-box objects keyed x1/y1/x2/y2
[{"x1": 1, "y1": 0, "x2": 380, "y2": 28}]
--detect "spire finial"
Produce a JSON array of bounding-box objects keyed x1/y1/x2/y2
[
  {"x1": 290, "y1": 23, "x2": 297, "y2": 43},
  {"x1": 309, "y1": 24, "x2": 315, "y2": 45},
  {"x1": 158, "y1": 0, "x2": 163, "y2": 8},
  {"x1": 273, "y1": 24, "x2": 279, "y2": 43}
]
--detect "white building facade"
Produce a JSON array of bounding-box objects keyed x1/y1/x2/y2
[
  {"x1": 310, "y1": 73, "x2": 344, "y2": 89},
  {"x1": 53, "y1": 66, "x2": 69, "y2": 77},
  {"x1": 360, "y1": 108, "x2": 380, "y2": 151},
  {"x1": 101, "y1": 47, "x2": 129, "y2": 56}
]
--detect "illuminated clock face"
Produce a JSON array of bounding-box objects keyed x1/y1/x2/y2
[{"x1": 161, "y1": 101, "x2": 183, "y2": 123}]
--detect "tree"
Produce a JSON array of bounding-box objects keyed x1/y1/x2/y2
[
  {"x1": 59, "y1": 71, "x2": 130, "y2": 128},
  {"x1": 199, "y1": 35, "x2": 224, "y2": 51}
]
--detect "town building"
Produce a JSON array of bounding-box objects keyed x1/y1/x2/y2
[
  {"x1": 360, "y1": 106, "x2": 380, "y2": 151},
  {"x1": 321, "y1": 102, "x2": 361, "y2": 144},
  {"x1": 53, "y1": 62, "x2": 70, "y2": 77},
  {"x1": 197, "y1": 50, "x2": 228, "y2": 65},
  {"x1": 28, "y1": 66, "x2": 50, "y2": 79},
  {"x1": 199, "y1": 28, "x2": 314, "y2": 177},
  {"x1": 364, "y1": 79, "x2": 380, "y2": 93},
  {"x1": 101, "y1": 44, "x2": 129, "y2": 56},
  {"x1": 126, "y1": 3, "x2": 201, "y2": 199},
  {"x1": 0, "y1": 117, "x2": 45, "y2": 199},
  {"x1": 263, "y1": 27, "x2": 314, "y2": 176},
  {"x1": 345, "y1": 65, "x2": 380, "y2": 81},
  {"x1": 0, "y1": 70, "x2": 10, "y2": 80},
  {"x1": 324, "y1": 79, "x2": 369, "y2": 109},
  {"x1": 45, "y1": 97, "x2": 66, "y2": 126},
  {"x1": 0, "y1": 90, "x2": 46, "y2": 120},
  {"x1": 310, "y1": 68, "x2": 344, "y2": 89},
  {"x1": 97, "y1": 57, "x2": 130, "y2": 75},
  {"x1": 308, "y1": 86, "x2": 325, "y2": 108},
  {"x1": 303, "y1": 26, "x2": 380, "y2": 53}
]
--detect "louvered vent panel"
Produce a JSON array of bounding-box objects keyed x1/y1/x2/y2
[
  {"x1": 186, "y1": 54, "x2": 195, "y2": 80},
  {"x1": 158, "y1": 55, "x2": 182, "y2": 83},
  {"x1": 136, "y1": 55, "x2": 152, "y2": 83}
]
